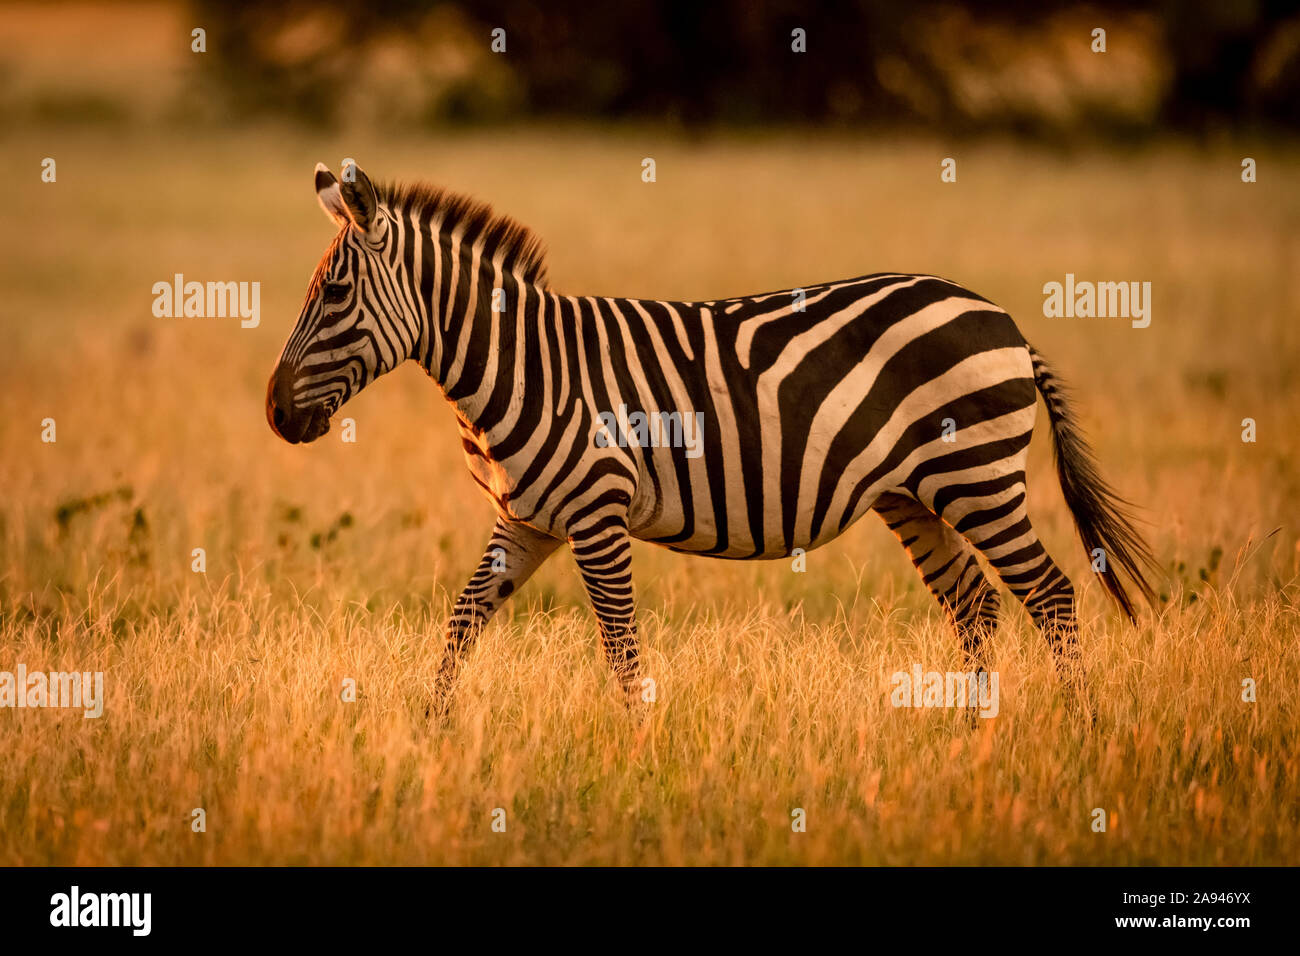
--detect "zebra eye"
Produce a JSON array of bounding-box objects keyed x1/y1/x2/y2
[{"x1": 322, "y1": 283, "x2": 350, "y2": 305}]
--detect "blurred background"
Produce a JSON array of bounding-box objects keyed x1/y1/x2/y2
[
  {"x1": 4, "y1": 1, "x2": 1300, "y2": 135},
  {"x1": 2, "y1": 0, "x2": 1300, "y2": 867},
  {"x1": 3, "y1": 0, "x2": 1297, "y2": 612}
]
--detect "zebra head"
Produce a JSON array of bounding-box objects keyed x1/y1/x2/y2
[{"x1": 267, "y1": 161, "x2": 418, "y2": 444}]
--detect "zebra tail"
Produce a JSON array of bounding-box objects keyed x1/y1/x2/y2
[{"x1": 1027, "y1": 344, "x2": 1159, "y2": 622}]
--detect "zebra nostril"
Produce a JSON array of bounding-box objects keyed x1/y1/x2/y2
[{"x1": 273, "y1": 406, "x2": 286, "y2": 429}]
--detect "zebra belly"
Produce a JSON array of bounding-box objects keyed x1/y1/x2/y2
[{"x1": 628, "y1": 442, "x2": 885, "y2": 559}]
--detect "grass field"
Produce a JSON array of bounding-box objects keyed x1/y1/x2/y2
[{"x1": 2, "y1": 124, "x2": 1298, "y2": 864}]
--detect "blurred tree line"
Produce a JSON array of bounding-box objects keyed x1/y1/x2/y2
[{"x1": 194, "y1": 0, "x2": 1300, "y2": 134}]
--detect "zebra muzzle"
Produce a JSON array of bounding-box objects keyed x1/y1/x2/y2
[{"x1": 266, "y1": 368, "x2": 331, "y2": 444}]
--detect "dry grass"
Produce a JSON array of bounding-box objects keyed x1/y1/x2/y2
[{"x1": 2, "y1": 125, "x2": 1298, "y2": 864}]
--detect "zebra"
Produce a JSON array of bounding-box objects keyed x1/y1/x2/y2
[{"x1": 267, "y1": 161, "x2": 1158, "y2": 716}]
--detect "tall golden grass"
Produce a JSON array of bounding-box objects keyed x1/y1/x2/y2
[{"x1": 2, "y1": 126, "x2": 1297, "y2": 864}]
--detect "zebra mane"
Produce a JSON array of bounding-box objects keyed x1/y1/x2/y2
[{"x1": 376, "y1": 180, "x2": 549, "y2": 287}]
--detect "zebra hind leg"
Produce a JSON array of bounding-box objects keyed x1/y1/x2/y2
[
  {"x1": 935, "y1": 480, "x2": 1091, "y2": 717},
  {"x1": 873, "y1": 493, "x2": 1000, "y2": 720},
  {"x1": 430, "y1": 516, "x2": 561, "y2": 720}
]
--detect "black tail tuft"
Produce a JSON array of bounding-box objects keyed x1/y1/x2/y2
[{"x1": 1028, "y1": 345, "x2": 1159, "y2": 622}]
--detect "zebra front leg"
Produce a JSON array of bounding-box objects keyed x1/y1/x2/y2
[
  {"x1": 569, "y1": 520, "x2": 643, "y2": 712},
  {"x1": 431, "y1": 516, "x2": 561, "y2": 719}
]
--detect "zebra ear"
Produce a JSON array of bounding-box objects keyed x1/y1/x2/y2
[
  {"x1": 339, "y1": 161, "x2": 385, "y2": 242},
  {"x1": 315, "y1": 163, "x2": 348, "y2": 228}
]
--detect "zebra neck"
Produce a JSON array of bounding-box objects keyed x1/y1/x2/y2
[{"x1": 418, "y1": 263, "x2": 548, "y2": 437}]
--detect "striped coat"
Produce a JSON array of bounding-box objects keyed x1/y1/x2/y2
[{"x1": 268, "y1": 162, "x2": 1157, "y2": 716}]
